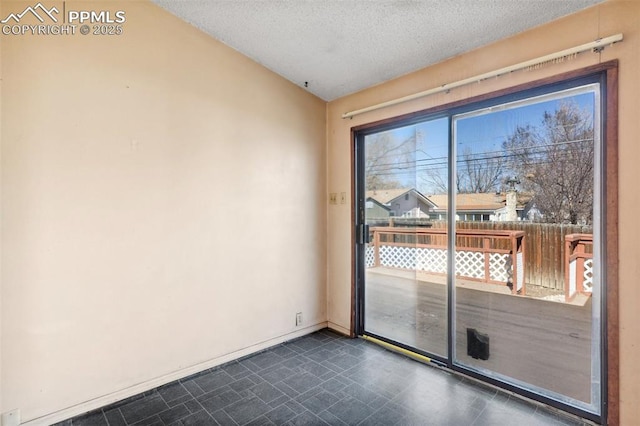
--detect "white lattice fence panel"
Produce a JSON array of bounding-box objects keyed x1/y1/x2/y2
[
  {"x1": 516, "y1": 252, "x2": 524, "y2": 292},
  {"x1": 489, "y1": 253, "x2": 510, "y2": 282},
  {"x1": 365, "y1": 246, "x2": 375, "y2": 268},
  {"x1": 583, "y1": 258, "x2": 593, "y2": 292},
  {"x1": 416, "y1": 248, "x2": 447, "y2": 274},
  {"x1": 375, "y1": 244, "x2": 512, "y2": 283},
  {"x1": 455, "y1": 251, "x2": 485, "y2": 280},
  {"x1": 569, "y1": 260, "x2": 577, "y2": 298},
  {"x1": 380, "y1": 246, "x2": 417, "y2": 270},
  {"x1": 379, "y1": 246, "x2": 449, "y2": 273}
]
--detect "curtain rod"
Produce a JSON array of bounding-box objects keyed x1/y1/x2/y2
[{"x1": 342, "y1": 33, "x2": 623, "y2": 119}]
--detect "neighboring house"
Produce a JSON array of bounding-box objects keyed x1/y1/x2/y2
[
  {"x1": 427, "y1": 192, "x2": 533, "y2": 222},
  {"x1": 366, "y1": 188, "x2": 436, "y2": 218},
  {"x1": 365, "y1": 197, "x2": 392, "y2": 218}
]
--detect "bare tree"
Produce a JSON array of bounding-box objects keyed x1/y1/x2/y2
[
  {"x1": 365, "y1": 132, "x2": 415, "y2": 190},
  {"x1": 421, "y1": 165, "x2": 448, "y2": 194},
  {"x1": 421, "y1": 147, "x2": 504, "y2": 194},
  {"x1": 503, "y1": 101, "x2": 594, "y2": 224},
  {"x1": 456, "y1": 147, "x2": 505, "y2": 193}
]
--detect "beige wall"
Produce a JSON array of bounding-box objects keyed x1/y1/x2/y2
[
  {"x1": 0, "y1": 1, "x2": 326, "y2": 423},
  {"x1": 327, "y1": 0, "x2": 639, "y2": 423}
]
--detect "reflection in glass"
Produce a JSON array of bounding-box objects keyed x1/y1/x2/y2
[{"x1": 363, "y1": 118, "x2": 449, "y2": 358}]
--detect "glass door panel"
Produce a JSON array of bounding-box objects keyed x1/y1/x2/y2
[
  {"x1": 363, "y1": 118, "x2": 449, "y2": 358},
  {"x1": 452, "y1": 85, "x2": 601, "y2": 413}
]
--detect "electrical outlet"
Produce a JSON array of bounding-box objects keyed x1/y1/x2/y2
[
  {"x1": 340, "y1": 192, "x2": 346, "y2": 204},
  {"x1": 329, "y1": 193, "x2": 337, "y2": 205},
  {"x1": 296, "y1": 312, "x2": 303, "y2": 326},
  {"x1": 1, "y1": 409, "x2": 21, "y2": 426}
]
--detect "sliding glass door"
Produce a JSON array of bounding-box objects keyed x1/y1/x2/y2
[
  {"x1": 360, "y1": 118, "x2": 449, "y2": 358},
  {"x1": 355, "y1": 71, "x2": 610, "y2": 421},
  {"x1": 452, "y1": 85, "x2": 601, "y2": 414}
]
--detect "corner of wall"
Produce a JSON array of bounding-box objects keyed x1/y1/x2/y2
[{"x1": 325, "y1": 101, "x2": 331, "y2": 329}]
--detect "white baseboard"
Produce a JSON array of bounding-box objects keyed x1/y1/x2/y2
[
  {"x1": 327, "y1": 321, "x2": 351, "y2": 336},
  {"x1": 21, "y1": 322, "x2": 328, "y2": 426}
]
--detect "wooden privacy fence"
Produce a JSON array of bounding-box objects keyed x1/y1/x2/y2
[
  {"x1": 565, "y1": 234, "x2": 593, "y2": 301},
  {"x1": 366, "y1": 227, "x2": 526, "y2": 294},
  {"x1": 429, "y1": 221, "x2": 592, "y2": 291}
]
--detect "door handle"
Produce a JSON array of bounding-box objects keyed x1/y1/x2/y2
[{"x1": 357, "y1": 224, "x2": 370, "y2": 244}]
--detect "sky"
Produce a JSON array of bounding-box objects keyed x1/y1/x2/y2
[{"x1": 367, "y1": 85, "x2": 597, "y2": 194}]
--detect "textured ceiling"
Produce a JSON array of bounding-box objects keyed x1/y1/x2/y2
[{"x1": 150, "y1": 0, "x2": 605, "y2": 101}]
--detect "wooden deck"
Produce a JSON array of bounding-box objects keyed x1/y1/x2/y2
[{"x1": 364, "y1": 267, "x2": 593, "y2": 404}]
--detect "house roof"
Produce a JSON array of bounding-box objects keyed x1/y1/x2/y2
[
  {"x1": 367, "y1": 189, "x2": 533, "y2": 212},
  {"x1": 366, "y1": 188, "x2": 437, "y2": 208},
  {"x1": 365, "y1": 197, "x2": 391, "y2": 211},
  {"x1": 366, "y1": 188, "x2": 410, "y2": 204},
  {"x1": 428, "y1": 193, "x2": 503, "y2": 211},
  {"x1": 428, "y1": 192, "x2": 531, "y2": 212}
]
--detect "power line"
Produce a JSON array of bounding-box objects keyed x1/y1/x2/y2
[{"x1": 367, "y1": 137, "x2": 594, "y2": 171}]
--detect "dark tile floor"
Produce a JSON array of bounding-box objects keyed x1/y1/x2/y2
[{"x1": 55, "y1": 329, "x2": 590, "y2": 426}]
